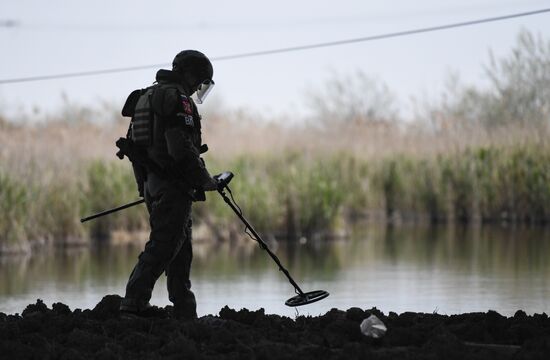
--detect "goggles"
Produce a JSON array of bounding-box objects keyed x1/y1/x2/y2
[{"x1": 193, "y1": 79, "x2": 215, "y2": 104}]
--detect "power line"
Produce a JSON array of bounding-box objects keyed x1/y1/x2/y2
[{"x1": 1, "y1": 7, "x2": 548, "y2": 85}]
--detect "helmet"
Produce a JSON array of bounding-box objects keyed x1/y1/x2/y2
[
  {"x1": 172, "y1": 50, "x2": 214, "y2": 103},
  {"x1": 172, "y1": 50, "x2": 213, "y2": 80}
]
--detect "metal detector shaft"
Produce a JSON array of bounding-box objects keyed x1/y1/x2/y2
[
  {"x1": 218, "y1": 187, "x2": 305, "y2": 296},
  {"x1": 80, "y1": 199, "x2": 145, "y2": 223}
]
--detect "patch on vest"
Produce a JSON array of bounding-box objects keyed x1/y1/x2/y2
[
  {"x1": 183, "y1": 114, "x2": 194, "y2": 126},
  {"x1": 181, "y1": 95, "x2": 193, "y2": 115}
]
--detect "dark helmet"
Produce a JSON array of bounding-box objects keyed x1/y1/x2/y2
[
  {"x1": 172, "y1": 50, "x2": 213, "y2": 86},
  {"x1": 172, "y1": 50, "x2": 214, "y2": 103}
]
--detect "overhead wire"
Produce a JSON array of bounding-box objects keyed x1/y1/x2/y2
[{"x1": 0, "y1": 7, "x2": 548, "y2": 85}]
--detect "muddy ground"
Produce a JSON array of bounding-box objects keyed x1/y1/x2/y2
[{"x1": 1, "y1": 296, "x2": 549, "y2": 359}]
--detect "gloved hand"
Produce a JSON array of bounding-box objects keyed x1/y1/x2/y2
[{"x1": 201, "y1": 176, "x2": 219, "y2": 191}]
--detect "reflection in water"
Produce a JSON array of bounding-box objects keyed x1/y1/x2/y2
[{"x1": 1, "y1": 225, "x2": 549, "y2": 317}]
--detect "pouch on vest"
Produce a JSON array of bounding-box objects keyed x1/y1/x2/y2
[
  {"x1": 131, "y1": 88, "x2": 155, "y2": 146},
  {"x1": 121, "y1": 89, "x2": 143, "y2": 117}
]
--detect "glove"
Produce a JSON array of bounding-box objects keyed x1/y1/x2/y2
[{"x1": 201, "y1": 176, "x2": 219, "y2": 191}]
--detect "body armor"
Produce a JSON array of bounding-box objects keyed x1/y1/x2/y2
[
  {"x1": 131, "y1": 87, "x2": 155, "y2": 146},
  {"x1": 121, "y1": 70, "x2": 209, "y2": 198}
]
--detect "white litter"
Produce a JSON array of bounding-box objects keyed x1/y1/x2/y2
[{"x1": 360, "y1": 314, "x2": 387, "y2": 338}]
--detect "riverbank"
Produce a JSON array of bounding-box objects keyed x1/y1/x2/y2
[
  {"x1": 1, "y1": 296, "x2": 548, "y2": 359},
  {"x1": 4, "y1": 141, "x2": 550, "y2": 255}
]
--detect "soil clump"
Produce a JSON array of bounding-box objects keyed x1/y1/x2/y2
[{"x1": 1, "y1": 295, "x2": 549, "y2": 359}]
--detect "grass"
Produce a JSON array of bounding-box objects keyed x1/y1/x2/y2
[
  {"x1": 0, "y1": 172, "x2": 28, "y2": 250},
  {"x1": 82, "y1": 160, "x2": 148, "y2": 238},
  {"x1": 2, "y1": 111, "x2": 550, "y2": 254}
]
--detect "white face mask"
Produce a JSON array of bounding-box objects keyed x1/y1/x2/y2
[{"x1": 192, "y1": 79, "x2": 215, "y2": 104}]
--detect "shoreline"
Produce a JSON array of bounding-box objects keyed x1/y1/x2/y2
[
  {"x1": 3, "y1": 220, "x2": 550, "y2": 256},
  {"x1": 1, "y1": 295, "x2": 548, "y2": 359}
]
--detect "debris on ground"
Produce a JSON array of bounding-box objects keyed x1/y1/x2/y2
[{"x1": 360, "y1": 314, "x2": 387, "y2": 338}]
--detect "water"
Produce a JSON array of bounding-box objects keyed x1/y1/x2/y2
[{"x1": 1, "y1": 225, "x2": 550, "y2": 317}]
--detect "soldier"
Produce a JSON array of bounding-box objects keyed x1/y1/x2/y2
[{"x1": 118, "y1": 50, "x2": 218, "y2": 319}]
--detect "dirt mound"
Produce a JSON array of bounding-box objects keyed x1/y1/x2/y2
[{"x1": 1, "y1": 296, "x2": 549, "y2": 359}]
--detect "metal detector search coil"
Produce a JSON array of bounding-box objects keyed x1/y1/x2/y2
[
  {"x1": 216, "y1": 171, "x2": 330, "y2": 307},
  {"x1": 285, "y1": 290, "x2": 330, "y2": 307}
]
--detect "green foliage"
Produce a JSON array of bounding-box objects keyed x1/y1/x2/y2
[
  {"x1": 0, "y1": 171, "x2": 28, "y2": 248},
  {"x1": 204, "y1": 145, "x2": 550, "y2": 233},
  {"x1": 33, "y1": 181, "x2": 85, "y2": 241},
  {"x1": 366, "y1": 145, "x2": 550, "y2": 224},
  {"x1": 276, "y1": 155, "x2": 347, "y2": 236},
  {"x1": 4, "y1": 144, "x2": 550, "y2": 252},
  {"x1": 81, "y1": 160, "x2": 148, "y2": 238},
  {"x1": 202, "y1": 153, "x2": 351, "y2": 237}
]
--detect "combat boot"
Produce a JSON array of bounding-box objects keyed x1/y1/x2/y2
[
  {"x1": 119, "y1": 298, "x2": 155, "y2": 318},
  {"x1": 121, "y1": 253, "x2": 165, "y2": 318},
  {"x1": 172, "y1": 295, "x2": 197, "y2": 320}
]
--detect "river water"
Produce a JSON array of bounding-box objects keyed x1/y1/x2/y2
[{"x1": 1, "y1": 225, "x2": 549, "y2": 317}]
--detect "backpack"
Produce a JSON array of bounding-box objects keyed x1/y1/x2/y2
[
  {"x1": 119, "y1": 86, "x2": 157, "y2": 196},
  {"x1": 122, "y1": 86, "x2": 156, "y2": 146}
]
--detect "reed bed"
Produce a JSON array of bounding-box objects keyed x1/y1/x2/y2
[{"x1": 1, "y1": 114, "x2": 550, "y2": 253}]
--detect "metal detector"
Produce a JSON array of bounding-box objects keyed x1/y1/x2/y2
[
  {"x1": 80, "y1": 172, "x2": 330, "y2": 306},
  {"x1": 215, "y1": 172, "x2": 330, "y2": 307}
]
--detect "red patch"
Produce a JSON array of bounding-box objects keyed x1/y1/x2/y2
[{"x1": 181, "y1": 96, "x2": 193, "y2": 115}]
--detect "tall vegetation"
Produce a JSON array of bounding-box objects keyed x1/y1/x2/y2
[{"x1": 423, "y1": 30, "x2": 550, "y2": 131}]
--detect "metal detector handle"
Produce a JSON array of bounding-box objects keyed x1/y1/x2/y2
[{"x1": 215, "y1": 171, "x2": 234, "y2": 189}]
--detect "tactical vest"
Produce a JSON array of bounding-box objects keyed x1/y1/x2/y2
[
  {"x1": 121, "y1": 83, "x2": 203, "y2": 175},
  {"x1": 121, "y1": 86, "x2": 155, "y2": 146},
  {"x1": 131, "y1": 88, "x2": 155, "y2": 146}
]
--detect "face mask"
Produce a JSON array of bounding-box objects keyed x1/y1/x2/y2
[{"x1": 192, "y1": 79, "x2": 215, "y2": 104}]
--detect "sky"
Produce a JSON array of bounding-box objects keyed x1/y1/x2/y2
[{"x1": 0, "y1": 0, "x2": 549, "y2": 121}]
